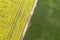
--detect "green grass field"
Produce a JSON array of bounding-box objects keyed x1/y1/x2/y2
[{"x1": 24, "y1": 0, "x2": 60, "y2": 40}]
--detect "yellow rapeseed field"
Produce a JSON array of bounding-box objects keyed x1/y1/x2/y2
[{"x1": 0, "y1": 0, "x2": 34, "y2": 40}]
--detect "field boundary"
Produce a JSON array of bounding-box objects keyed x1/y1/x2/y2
[{"x1": 20, "y1": 0, "x2": 38, "y2": 40}]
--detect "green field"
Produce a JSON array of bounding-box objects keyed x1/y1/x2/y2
[{"x1": 24, "y1": 0, "x2": 60, "y2": 40}]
